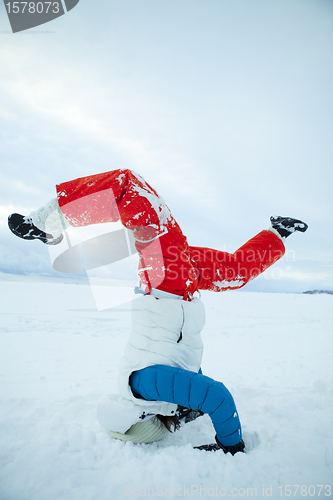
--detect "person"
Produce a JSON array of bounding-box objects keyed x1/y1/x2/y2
[{"x1": 8, "y1": 169, "x2": 308, "y2": 454}]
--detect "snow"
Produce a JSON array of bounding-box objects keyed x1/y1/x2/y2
[
  {"x1": 131, "y1": 172, "x2": 173, "y2": 228},
  {"x1": 0, "y1": 275, "x2": 332, "y2": 500},
  {"x1": 212, "y1": 278, "x2": 245, "y2": 291}
]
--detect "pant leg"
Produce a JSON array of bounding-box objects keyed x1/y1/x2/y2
[
  {"x1": 56, "y1": 168, "x2": 173, "y2": 233},
  {"x1": 189, "y1": 229, "x2": 285, "y2": 292},
  {"x1": 129, "y1": 365, "x2": 242, "y2": 447}
]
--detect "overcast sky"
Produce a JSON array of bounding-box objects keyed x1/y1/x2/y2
[{"x1": 0, "y1": 0, "x2": 332, "y2": 292}]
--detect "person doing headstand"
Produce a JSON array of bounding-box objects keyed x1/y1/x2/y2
[{"x1": 8, "y1": 169, "x2": 308, "y2": 454}]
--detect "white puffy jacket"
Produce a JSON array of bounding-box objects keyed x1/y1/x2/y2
[{"x1": 97, "y1": 289, "x2": 205, "y2": 434}]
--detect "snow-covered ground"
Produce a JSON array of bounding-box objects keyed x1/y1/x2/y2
[{"x1": 0, "y1": 275, "x2": 332, "y2": 500}]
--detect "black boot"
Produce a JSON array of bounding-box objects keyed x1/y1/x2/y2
[
  {"x1": 8, "y1": 213, "x2": 63, "y2": 245},
  {"x1": 194, "y1": 435, "x2": 245, "y2": 455},
  {"x1": 176, "y1": 405, "x2": 205, "y2": 424},
  {"x1": 270, "y1": 216, "x2": 308, "y2": 238}
]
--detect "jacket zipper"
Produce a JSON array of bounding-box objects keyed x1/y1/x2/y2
[{"x1": 177, "y1": 304, "x2": 185, "y2": 343}]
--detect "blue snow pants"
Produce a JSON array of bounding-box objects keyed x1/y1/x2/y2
[{"x1": 129, "y1": 365, "x2": 242, "y2": 447}]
